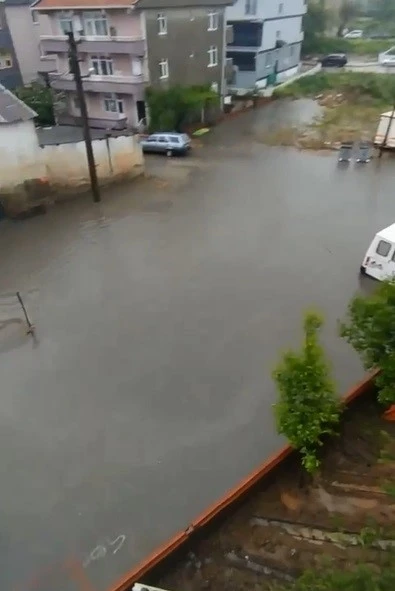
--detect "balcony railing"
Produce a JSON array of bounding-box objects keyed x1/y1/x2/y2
[
  {"x1": 226, "y1": 25, "x2": 234, "y2": 45},
  {"x1": 50, "y1": 73, "x2": 146, "y2": 99},
  {"x1": 38, "y1": 55, "x2": 57, "y2": 73},
  {"x1": 40, "y1": 34, "x2": 145, "y2": 56}
]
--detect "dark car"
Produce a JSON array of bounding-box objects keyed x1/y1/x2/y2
[{"x1": 320, "y1": 53, "x2": 348, "y2": 68}]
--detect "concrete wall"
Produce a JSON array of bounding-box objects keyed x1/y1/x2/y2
[
  {"x1": 5, "y1": 4, "x2": 41, "y2": 84},
  {"x1": 226, "y1": 0, "x2": 306, "y2": 24},
  {"x1": 0, "y1": 120, "x2": 45, "y2": 188},
  {"x1": 261, "y1": 15, "x2": 303, "y2": 50},
  {"x1": 41, "y1": 134, "x2": 144, "y2": 187},
  {"x1": 144, "y1": 7, "x2": 225, "y2": 93}
]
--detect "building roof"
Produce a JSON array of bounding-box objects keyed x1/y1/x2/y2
[
  {"x1": 32, "y1": 0, "x2": 135, "y2": 9},
  {"x1": 0, "y1": 85, "x2": 37, "y2": 124},
  {"x1": 32, "y1": 0, "x2": 230, "y2": 10},
  {"x1": 377, "y1": 223, "x2": 395, "y2": 243}
]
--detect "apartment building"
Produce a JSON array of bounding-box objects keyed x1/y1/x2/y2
[
  {"x1": 226, "y1": 0, "x2": 307, "y2": 90},
  {"x1": 0, "y1": 0, "x2": 43, "y2": 89},
  {"x1": 32, "y1": 0, "x2": 232, "y2": 130}
]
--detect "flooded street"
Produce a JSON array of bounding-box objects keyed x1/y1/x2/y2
[{"x1": 1, "y1": 102, "x2": 395, "y2": 590}]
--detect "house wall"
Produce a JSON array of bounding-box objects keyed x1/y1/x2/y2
[
  {"x1": 41, "y1": 134, "x2": 144, "y2": 186},
  {"x1": 0, "y1": 120, "x2": 45, "y2": 188},
  {"x1": 5, "y1": 4, "x2": 41, "y2": 84},
  {"x1": 144, "y1": 7, "x2": 225, "y2": 92},
  {"x1": 67, "y1": 92, "x2": 137, "y2": 125},
  {"x1": 226, "y1": 0, "x2": 306, "y2": 25},
  {"x1": 0, "y1": 3, "x2": 22, "y2": 89}
]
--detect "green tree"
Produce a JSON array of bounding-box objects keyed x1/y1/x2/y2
[
  {"x1": 376, "y1": 0, "x2": 395, "y2": 22},
  {"x1": 341, "y1": 280, "x2": 395, "y2": 407},
  {"x1": 337, "y1": 0, "x2": 359, "y2": 37},
  {"x1": 272, "y1": 311, "x2": 341, "y2": 474},
  {"x1": 15, "y1": 83, "x2": 55, "y2": 126},
  {"x1": 302, "y1": 1, "x2": 328, "y2": 54}
]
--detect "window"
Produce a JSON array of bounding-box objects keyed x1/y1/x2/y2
[
  {"x1": 279, "y1": 2, "x2": 283, "y2": 14},
  {"x1": 157, "y1": 13, "x2": 167, "y2": 35},
  {"x1": 91, "y1": 55, "x2": 113, "y2": 76},
  {"x1": 376, "y1": 240, "x2": 391, "y2": 257},
  {"x1": 208, "y1": 11, "x2": 218, "y2": 31},
  {"x1": 169, "y1": 136, "x2": 180, "y2": 143},
  {"x1": 31, "y1": 10, "x2": 39, "y2": 24},
  {"x1": 158, "y1": 136, "x2": 168, "y2": 143},
  {"x1": 245, "y1": 0, "x2": 257, "y2": 15},
  {"x1": 131, "y1": 58, "x2": 142, "y2": 76},
  {"x1": 83, "y1": 11, "x2": 108, "y2": 36},
  {"x1": 0, "y1": 54, "x2": 12, "y2": 69},
  {"x1": 104, "y1": 93, "x2": 124, "y2": 113},
  {"x1": 208, "y1": 45, "x2": 218, "y2": 67},
  {"x1": 59, "y1": 12, "x2": 73, "y2": 34},
  {"x1": 159, "y1": 58, "x2": 169, "y2": 79}
]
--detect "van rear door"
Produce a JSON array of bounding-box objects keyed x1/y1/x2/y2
[{"x1": 364, "y1": 238, "x2": 395, "y2": 280}]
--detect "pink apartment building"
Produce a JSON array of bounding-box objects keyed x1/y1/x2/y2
[
  {"x1": 32, "y1": 0, "x2": 148, "y2": 129},
  {"x1": 32, "y1": 0, "x2": 232, "y2": 130}
]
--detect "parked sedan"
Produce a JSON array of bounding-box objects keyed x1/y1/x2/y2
[
  {"x1": 140, "y1": 132, "x2": 191, "y2": 156},
  {"x1": 320, "y1": 53, "x2": 348, "y2": 68}
]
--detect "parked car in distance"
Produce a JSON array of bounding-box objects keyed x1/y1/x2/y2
[
  {"x1": 320, "y1": 53, "x2": 348, "y2": 67},
  {"x1": 140, "y1": 132, "x2": 191, "y2": 156},
  {"x1": 343, "y1": 29, "x2": 363, "y2": 39}
]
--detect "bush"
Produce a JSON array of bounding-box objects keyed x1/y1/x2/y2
[
  {"x1": 275, "y1": 71, "x2": 395, "y2": 105},
  {"x1": 273, "y1": 311, "x2": 341, "y2": 474},
  {"x1": 302, "y1": 36, "x2": 395, "y2": 57},
  {"x1": 341, "y1": 279, "x2": 395, "y2": 407},
  {"x1": 145, "y1": 85, "x2": 219, "y2": 132},
  {"x1": 15, "y1": 83, "x2": 55, "y2": 126}
]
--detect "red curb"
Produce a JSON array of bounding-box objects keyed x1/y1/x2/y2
[{"x1": 108, "y1": 370, "x2": 379, "y2": 591}]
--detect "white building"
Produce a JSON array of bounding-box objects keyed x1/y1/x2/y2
[{"x1": 226, "y1": 0, "x2": 306, "y2": 89}]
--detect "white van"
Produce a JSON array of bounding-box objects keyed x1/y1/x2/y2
[{"x1": 361, "y1": 223, "x2": 395, "y2": 280}]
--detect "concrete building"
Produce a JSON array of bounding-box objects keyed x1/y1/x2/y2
[
  {"x1": 0, "y1": 0, "x2": 43, "y2": 89},
  {"x1": 32, "y1": 0, "x2": 233, "y2": 130},
  {"x1": 226, "y1": 0, "x2": 307, "y2": 90}
]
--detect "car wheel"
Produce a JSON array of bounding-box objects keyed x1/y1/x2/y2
[{"x1": 166, "y1": 149, "x2": 173, "y2": 157}]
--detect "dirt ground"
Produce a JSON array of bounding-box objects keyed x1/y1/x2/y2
[
  {"x1": 157, "y1": 395, "x2": 395, "y2": 591},
  {"x1": 256, "y1": 94, "x2": 383, "y2": 151}
]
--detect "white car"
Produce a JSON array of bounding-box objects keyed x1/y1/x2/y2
[{"x1": 343, "y1": 29, "x2": 363, "y2": 39}]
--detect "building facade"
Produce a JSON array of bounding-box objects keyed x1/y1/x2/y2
[
  {"x1": 32, "y1": 0, "x2": 232, "y2": 130},
  {"x1": 226, "y1": 0, "x2": 306, "y2": 90},
  {"x1": 0, "y1": 0, "x2": 43, "y2": 89}
]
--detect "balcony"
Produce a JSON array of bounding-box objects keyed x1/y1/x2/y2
[
  {"x1": 226, "y1": 25, "x2": 234, "y2": 45},
  {"x1": 40, "y1": 35, "x2": 145, "y2": 56},
  {"x1": 38, "y1": 55, "x2": 57, "y2": 73},
  {"x1": 56, "y1": 112, "x2": 128, "y2": 130},
  {"x1": 50, "y1": 73, "x2": 146, "y2": 99}
]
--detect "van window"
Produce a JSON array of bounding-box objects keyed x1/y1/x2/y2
[
  {"x1": 376, "y1": 240, "x2": 391, "y2": 257},
  {"x1": 169, "y1": 136, "x2": 180, "y2": 143}
]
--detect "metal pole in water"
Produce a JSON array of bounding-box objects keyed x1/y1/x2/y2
[{"x1": 16, "y1": 291, "x2": 34, "y2": 334}]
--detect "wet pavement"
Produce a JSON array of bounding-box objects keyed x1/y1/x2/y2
[{"x1": 1, "y1": 101, "x2": 395, "y2": 591}]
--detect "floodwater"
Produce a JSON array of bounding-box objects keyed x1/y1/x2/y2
[{"x1": 0, "y1": 100, "x2": 394, "y2": 591}]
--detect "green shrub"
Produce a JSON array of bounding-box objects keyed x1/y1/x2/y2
[
  {"x1": 273, "y1": 311, "x2": 341, "y2": 474},
  {"x1": 303, "y1": 36, "x2": 395, "y2": 57},
  {"x1": 145, "y1": 85, "x2": 219, "y2": 132},
  {"x1": 275, "y1": 72, "x2": 395, "y2": 105}
]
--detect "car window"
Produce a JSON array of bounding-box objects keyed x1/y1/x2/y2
[
  {"x1": 376, "y1": 240, "x2": 391, "y2": 257},
  {"x1": 158, "y1": 136, "x2": 168, "y2": 143},
  {"x1": 146, "y1": 136, "x2": 157, "y2": 142},
  {"x1": 169, "y1": 136, "x2": 180, "y2": 143},
  {"x1": 391, "y1": 249, "x2": 395, "y2": 262}
]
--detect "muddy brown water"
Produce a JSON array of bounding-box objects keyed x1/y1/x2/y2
[{"x1": 0, "y1": 101, "x2": 395, "y2": 590}]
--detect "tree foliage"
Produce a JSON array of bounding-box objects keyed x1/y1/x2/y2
[
  {"x1": 272, "y1": 311, "x2": 341, "y2": 474},
  {"x1": 302, "y1": 1, "x2": 329, "y2": 54},
  {"x1": 337, "y1": 0, "x2": 359, "y2": 37},
  {"x1": 341, "y1": 280, "x2": 395, "y2": 406},
  {"x1": 145, "y1": 85, "x2": 219, "y2": 132},
  {"x1": 14, "y1": 83, "x2": 55, "y2": 127}
]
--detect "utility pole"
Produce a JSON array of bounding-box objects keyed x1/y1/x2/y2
[{"x1": 67, "y1": 31, "x2": 100, "y2": 203}]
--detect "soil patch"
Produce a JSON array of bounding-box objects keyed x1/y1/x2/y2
[{"x1": 155, "y1": 396, "x2": 395, "y2": 590}]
